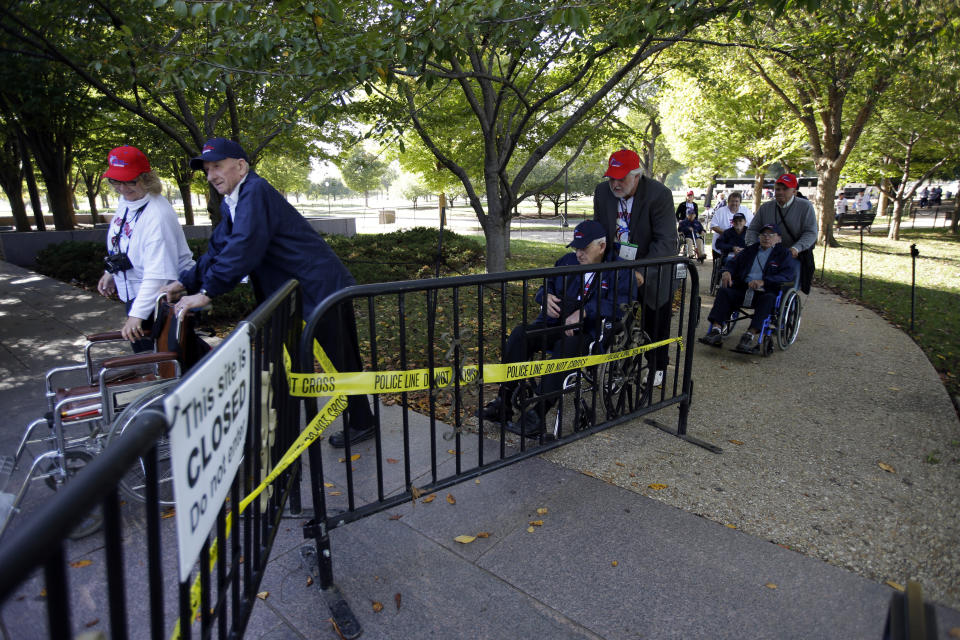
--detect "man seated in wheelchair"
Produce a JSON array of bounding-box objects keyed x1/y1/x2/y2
[
  {"x1": 678, "y1": 208, "x2": 707, "y2": 263},
  {"x1": 698, "y1": 223, "x2": 798, "y2": 354},
  {"x1": 478, "y1": 220, "x2": 633, "y2": 437},
  {"x1": 715, "y1": 212, "x2": 748, "y2": 266}
]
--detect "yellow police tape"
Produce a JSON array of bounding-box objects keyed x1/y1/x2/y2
[
  {"x1": 284, "y1": 336, "x2": 683, "y2": 397},
  {"x1": 171, "y1": 334, "x2": 681, "y2": 637}
]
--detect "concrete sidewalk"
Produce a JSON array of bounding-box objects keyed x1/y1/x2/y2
[{"x1": 1, "y1": 260, "x2": 958, "y2": 639}]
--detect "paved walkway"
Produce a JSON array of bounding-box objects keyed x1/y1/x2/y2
[{"x1": 1, "y1": 260, "x2": 958, "y2": 639}]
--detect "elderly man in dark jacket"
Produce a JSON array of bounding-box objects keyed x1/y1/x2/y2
[
  {"x1": 478, "y1": 220, "x2": 633, "y2": 437},
  {"x1": 699, "y1": 223, "x2": 799, "y2": 354},
  {"x1": 166, "y1": 137, "x2": 374, "y2": 448}
]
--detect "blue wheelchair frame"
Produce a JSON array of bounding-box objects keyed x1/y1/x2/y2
[{"x1": 719, "y1": 278, "x2": 802, "y2": 356}]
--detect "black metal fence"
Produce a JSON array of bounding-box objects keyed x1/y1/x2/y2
[
  {"x1": 296, "y1": 256, "x2": 713, "y2": 636},
  {"x1": 0, "y1": 281, "x2": 302, "y2": 640}
]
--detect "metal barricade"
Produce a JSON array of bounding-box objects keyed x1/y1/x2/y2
[
  {"x1": 0, "y1": 281, "x2": 302, "y2": 640},
  {"x1": 296, "y1": 256, "x2": 715, "y2": 636}
]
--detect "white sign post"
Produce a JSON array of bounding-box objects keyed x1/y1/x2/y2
[{"x1": 165, "y1": 324, "x2": 253, "y2": 583}]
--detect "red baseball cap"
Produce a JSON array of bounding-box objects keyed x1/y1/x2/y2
[
  {"x1": 775, "y1": 173, "x2": 799, "y2": 189},
  {"x1": 103, "y1": 146, "x2": 151, "y2": 181},
  {"x1": 604, "y1": 149, "x2": 641, "y2": 180}
]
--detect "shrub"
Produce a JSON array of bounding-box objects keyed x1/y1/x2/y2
[{"x1": 35, "y1": 241, "x2": 108, "y2": 288}]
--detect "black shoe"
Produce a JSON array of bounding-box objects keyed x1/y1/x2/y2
[
  {"x1": 477, "y1": 397, "x2": 512, "y2": 422},
  {"x1": 733, "y1": 331, "x2": 761, "y2": 355},
  {"x1": 698, "y1": 329, "x2": 723, "y2": 347},
  {"x1": 504, "y1": 409, "x2": 545, "y2": 437},
  {"x1": 328, "y1": 425, "x2": 376, "y2": 448}
]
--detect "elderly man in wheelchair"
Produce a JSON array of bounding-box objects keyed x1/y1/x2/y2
[
  {"x1": 477, "y1": 220, "x2": 633, "y2": 438},
  {"x1": 698, "y1": 223, "x2": 799, "y2": 355}
]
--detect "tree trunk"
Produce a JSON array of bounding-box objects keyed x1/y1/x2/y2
[
  {"x1": 20, "y1": 139, "x2": 44, "y2": 231},
  {"x1": 704, "y1": 176, "x2": 716, "y2": 209},
  {"x1": 206, "y1": 184, "x2": 222, "y2": 227},
  {"x1": 534, "y1": 194, "x2": 544, "y2": 216},
  {"x1": 815, "y1": 164, "x2": 842, "y2": 247},
  {"x1": 178, "y1": 180, "x2": 194, "y2": 225},
  {"x1": 0, "y1": 138, "x2": 30, "y2": 231},
  {"x1": 950, "y1": 199, "x2": 958, "y2": 234},
  {"x1": 878, "y1": 177, "x2": 891, "y2": 219},
  {"x1": 753, "y1": 174, "x2": 764, "y2": 214},
  {"x1": 43, "y1": 177, "x2": 76, "y2": 230},
  {"x1": 81, "y1": 172, "x2": 100, "y2": 224},
  {"x1": 889, "y1": 199, "x2": 904, "y2": 240}
]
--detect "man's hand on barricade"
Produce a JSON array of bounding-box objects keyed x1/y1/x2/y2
[
  {"x1": 175, "y1": 292, "x2": 211, "y2": 316},
  {"x1": 97, "y1": 272, "x2": 117, "y2": 298},
  {"x1": 161, "y1": 281, "x2": 187, "y2": 302},
  {"x1": 720, "y1": 272, "x2": 732, "y2": 288},
  {"x1": 634, "y1": 269, "x2": 644, "y2": 287},
  {"x1": 122, "y1": 316, "x2": 145, "y2": 342},
  {"x1": 545, "y1": 293, "x2": 562, "y2": 318},
  {"x1": 564, "y1": 309, "x2": 581, "y2": 337}
]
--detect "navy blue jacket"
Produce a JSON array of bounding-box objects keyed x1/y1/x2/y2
[
  {"x1": 716, "y1": 227, "x2": 747, "y2": 254},
  {"x1": 533, "y1": 251, "x2": 633, "y2": 335},
  {"x1": 678, "y1": 218, "x2": 704, "y2": 239},
  {"x1": 723, "y1": 242, "x2": 798, "y2": 291},
  {"x1": 179, "y1": 171, "x2": 354, "y2": 316}
]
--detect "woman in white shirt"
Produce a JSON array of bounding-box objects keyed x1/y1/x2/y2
[{"x1": 96, "y1": 146, "x2": 195, "y2": 350}]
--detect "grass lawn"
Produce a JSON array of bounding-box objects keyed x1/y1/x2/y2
[{"x1": 814, "y1": 227, "x2": 960, "y2": 400}]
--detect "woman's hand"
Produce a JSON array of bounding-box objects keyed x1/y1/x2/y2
[
  {"x1": 122, "y1": 316, "x2": 145, "y2": 342},
  {"x1": 97, "y1": 272, "x2": 117, "y2": 298}
]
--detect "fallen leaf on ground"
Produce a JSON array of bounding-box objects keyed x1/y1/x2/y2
[
  {"x1": 84, "y1": 619, "x2": 99, "y2": 628},
  {"x1": 329, "y1": 617, "x2": 346, "y2": 640},
  {"x1": 337, "y1": 453, "x2": 362, "y2": 463},
  {"x1": 257, "y1": 591, "x2": 269, "y2": 600},
  {"x1": 728, "y1": 439, "x2": 744, "y2": 446},
  {"x1": 329, "y1": 491, "x2": 342, "y2": 496},
  {"x1": 69, "y1": 560, "x2": 93, "y2": 569},
  {"x1": 885, "y1": 580, "x2": 905, "y2": 591},
  {"x1": 324, "y1": 482, "x2": 335, "y2": 488},
  {"x1": 648, "y1": 483, "x2": 668, "y2": 490},
  {"x1": 476, "y1": 532, "x2": 490, "y2": 538},
  {"x1": 422, "y1": 494, "x2": 436, "y2": 503},
  {"x1": 726, "y1": 524, "x2": 737, "y2": 529},
  {"x1": 39, "y1": 588, "x2": 46, "y2": 598},
  {"x1": 161, "y1": 508, "x2": 176, "y2": 519},
  {"x1": 611, "y1": 561, "x2": 618, "y2": 567},
  {"x1": 411, "y1": 485, "x2": 424, "y2": 501},
  {"x1": 527, "y1": 526, "x2": 535, "y2": 533},
  {"x1": 765, "y1": 583, "x2": 777, "y2": 589},
  {"x1": 454, "y1": 535, "x2": 477, "y2": 544},
  {"x1": 372, "y1": 601, "x2": 383, "y2": 612},
  {"x1": 446, "y1": 493, "x2": 456, "y2": 504},
  {"x1": 388, "y1": 514, "x2": 402, "y2": 520},
  {"x1": 947, "y1": 627, "x2": 960, "y2": 638},
  {"x1": 386, "y1": 458, "x2": 399, "y2": 464},
  {"x1": 475, "y1": 478, "x2": 480, "y2": 484},
  {"x1": 529, "y1": 520, "x2": 543, "y2": 526},
  {"x1": 878, "y1": 462, "x2": 896, "y2": 474},
  {"x1": 447, "y1": 449, "x2": 462, "y2": 455},
  {"x1": 306, "y1": 577, "x2": 313, "y2": 586},
  {"x1": 395, "y1": 593, "x2": 402, "y2": 611},
  {"x1": 536, "y1": 507, "x2": 548, "y2": 515},
  {"x1": 614, "y1": 461, "x2": 625, "y2": 467}
]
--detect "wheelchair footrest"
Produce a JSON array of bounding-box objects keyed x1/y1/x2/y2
[{"x1": 0, "y1": 455, "x2": 14, "y2": 493}]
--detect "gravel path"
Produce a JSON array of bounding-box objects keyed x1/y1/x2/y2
[{"x1": 543, "y1": 263, "x2": 960, "y2": 610}]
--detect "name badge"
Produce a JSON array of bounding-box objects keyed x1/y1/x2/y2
[{"x1": 618, "y1": 242, "x2": 638, "y2": 260}]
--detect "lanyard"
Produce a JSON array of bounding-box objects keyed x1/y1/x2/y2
[
  {"x1": 110, "y1": 203, "x2": 148, "y2": 254},
  {"x1": 616, "y1": 199, "x2": 630, "y2": 242}
]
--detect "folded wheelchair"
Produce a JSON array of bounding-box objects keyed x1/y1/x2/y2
[{"x1": 0, "y1": 295, "x2": 208, "y2": 539}]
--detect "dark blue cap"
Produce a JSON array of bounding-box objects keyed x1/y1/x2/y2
[
  {"x1": 190, "y1": 138, "x2": 249, "y2": 170},
  {"x1": 567, "y1": 220, "x2": 607, "y2": 249},
  {"x1": 759, "y1": 223, "x2": 780, "y2": 234}
]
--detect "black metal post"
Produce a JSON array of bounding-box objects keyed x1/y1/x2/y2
[
  {"x1": 910, "y1": 244, "x2": 919, "y2": 333},
  {"x1": 563, "y1": 167, "x2": 569, "y2": 227},
  {"x1": 858, "y1": 219, "x2": 866, "y2": 300},
  {"x1": 820, "y1": 239, "x2": 827, "y2": 282}
]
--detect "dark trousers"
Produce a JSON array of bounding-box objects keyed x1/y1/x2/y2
[
  {"x1": 502, "y1": 322, "x2": 593, "y2": 405},
  {"x1": 707, "y1": 285, "x2": 778, "y2": 333},
  {"x1": 314, "y1": 301, "x2": 374, "y2": 431},
  {"x1": 642, "y1": 301, "x2": 672, "y2": 371}
]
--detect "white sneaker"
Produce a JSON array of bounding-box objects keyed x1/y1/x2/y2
[{"x1": 653, "y1": 370, "x2": 665, "y2": 387}]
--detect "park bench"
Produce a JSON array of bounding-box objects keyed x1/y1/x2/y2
[{"x1": 836, "y1": 211, "x2": 875, "y2": 232}]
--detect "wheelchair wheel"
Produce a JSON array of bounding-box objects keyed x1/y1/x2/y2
[
  {"x1": 596, "y1": 326, "x2": 651, "y2": 420},
  {"x1": 776, "y1": 289, "x2": 802, "y2": 350},
  {"x1": 44, "y1": 450, "x2": 103, "y2": 539},
  {"x1": 709, "y1": 257, "x2": 722, "y2": 296},
  {"x1": 106, "y1": 379, "x2": 178, "y2": 506},
  {"x1": 761, "y1": 335, "x2": 775, "y2": 357}
]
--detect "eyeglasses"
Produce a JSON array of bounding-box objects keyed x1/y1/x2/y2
[
  {"x1": 759, "y1": 231, "x2": 778, "y2": 238},
  {"x1": 108, "y1": 178, "x2": 138, "y2": 187}
]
